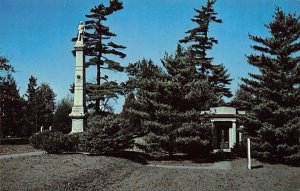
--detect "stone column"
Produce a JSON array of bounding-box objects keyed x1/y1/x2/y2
[
  {"x1": 211, "y1": 121, "x2": 216, "y2": 149},
  {"x1": 69, "y1": 22, "x2": 86, "y2": 133},
  {"x1": 229, "y1": 127, "x2": 233, "y2": 148},
  {"x1": 231, "y1": 121, "x2": 237, "y2": 148}
]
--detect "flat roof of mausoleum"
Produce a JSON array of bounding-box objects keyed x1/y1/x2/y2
[{"x1": 201, "y1": 106, "x2": 245, "y2": 118}]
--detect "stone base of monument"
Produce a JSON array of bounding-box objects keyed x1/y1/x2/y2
[{"x1": 69, "y1": 113, "x2": 87, "y2": 133}]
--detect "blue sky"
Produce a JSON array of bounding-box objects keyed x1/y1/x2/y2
[{"x1": 0, "y1": 0, "x2": 299, "y2": 112}]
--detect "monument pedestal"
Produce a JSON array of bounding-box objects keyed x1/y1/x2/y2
[{"x1": 69, "y1": 113, "x2": 86, "y2": 133}]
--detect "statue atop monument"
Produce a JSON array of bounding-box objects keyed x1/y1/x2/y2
[{"x1": 77, "y1": 21, "x2": 85, "y2": 42}]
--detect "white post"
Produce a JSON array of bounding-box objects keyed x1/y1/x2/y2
[
  {"x1": 247, "y1": 138, "x2": 251, "y2": 170},
  {"x1": 232, "y1": 121, "x2": 236, "y2": 147},
  {"x1": 229, "y1": 127, "x2": 233, "y2": 148},
  {"x1": 239, "y1": 125, "x2": 244, "y2": 143}
]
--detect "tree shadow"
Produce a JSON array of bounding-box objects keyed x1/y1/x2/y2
[
  {"x1": 109, "y1": 150, "x2": 151, "y2": 165},
  {"x1": 83, "y1": 150, "x2": 239, "y2": 165},
  {"x1": 251, "y1": 165, "x2": 264, "y2": 169},
  {"x1": 145, "y1": 151, "x2": 235, "y2": 164}
]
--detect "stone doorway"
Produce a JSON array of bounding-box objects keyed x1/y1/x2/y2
[{"x1": 215, "y1": 121, "x2": 231, "y2": 149}]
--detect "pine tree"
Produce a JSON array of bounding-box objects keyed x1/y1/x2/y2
[
  {"x1": 53, "y1": 95, "x2": 73, "y2": 133},
  {"x1": 123, "y1": 59, "x2": 177, "y2": 156},
  {"x1": 0, "y1": 57, "x2": 24, "y2": 138},
  {"x1": 241, "y1": 8, "x2": 300, "y2": 164},
  {"x1": 139, "y1": 69, "x2": 179, "y2": 156},
  {"x1": 24, "y1": 77, "x2": 56, "y2": 136},
  {"x1": 24, "y1": 76, "x2": 39, "y2": 136},
  {"x1": 0, "y1": 74, "x2": 24, "y2": 137},
  {"x1": 81, "y1": 0, "x2": 126, "y2": 114},
  {"x1": 124, "y1": 54, "x2": 216, "y2": 157},
  {"x1": 0, "y1": 56, "x2": 14, "y2": 79},
  {"x1": 180, "y1": 0, "x2": 232, "y2": 101},
  {"x1": 162, "y1": 46, "x2": 216, "y2": 156},
  {"x1": 36, "y1": 83, "x2": 56, "y2": 129},
  {"x1": 230, "y1": 87, "x2": 254, "y2": 111},
  {"x1": 120, "y1": 92, "x2": 143, "y2": 137}
]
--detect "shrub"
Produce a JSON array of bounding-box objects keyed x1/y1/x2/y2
[
  {"x1": 52, "y1": 96, "x2": 73, "y2": 133},
  {"x1": 231, "y1": 143, "x2": 247, "y2": 158},
  {"x1": 29, "y1": 132, "x2": 44, "y2": 149},
  {"x1": 79, "y1": 115, "x2": 134, "y2": 154},
  {"x1": 179, "y1": 139, "x2": 212, "y2": 158},
  {"x1": 285, "y1": 151, "x2": 300, "y2": 166},
  {"x1": 30, "y1": 130, "x2": 79, "y2": 153}
]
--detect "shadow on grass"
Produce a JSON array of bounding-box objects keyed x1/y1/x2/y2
[
  {"x1": 58, "y1": 149, "x2": 247, "y2": 166},
  {"x1": 109, "y1": 151, "x2": 151, "y2": 165},
  {"x1": 145, "y1": 151, "x2": 236, "y2": 164},
  {"x1": 81, "y1": 150, "x2": 234, "y2": 165},
  {"x1": 251, "y1": 165, "x2": 264, "y2": 169}
]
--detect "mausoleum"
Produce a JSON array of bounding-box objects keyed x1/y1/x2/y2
[{"x1": 201, "y1": 107, "x2": 245, "y2": 152}]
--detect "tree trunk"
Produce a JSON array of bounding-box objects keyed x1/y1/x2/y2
[
  {"x1": 95, "y1": 62, "x2": 100, "y2": 114},
  {"x1": 0, "y1": 101, "x2": 2, "y2": 139}
]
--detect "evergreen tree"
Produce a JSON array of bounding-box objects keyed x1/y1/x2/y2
[
  {"x1": 123, "y1": 59, "x2": 167, "y2": 139},
  {"x1": 241, "y1": 8, "x2": 300, "y2": 164},
  {"x1": 0, "y1": 57, "x2": 22, "y2": 138},
  {"x1": 24, "y1": 76, "x2": 39, "y2": 136},
  {"x1": 180, "y1": 0, "x2": 232, "y2": 101},
  {"x1": 161, "y1": 46, "x2": 216, "y2": 156},
  {"x1": 0, "y1": 74, "x2": 24, "y2": 137},
  {"x1": 80, "y1": 0, "x2": 126, "y2": 114},
  {"x1": 120, "y1": 92, "x2": 143, "y2": 137},
  {"x1": 53, "y1": 95, "x2": 73, "y2": 133},
  {"x1": 123, "y1": 59, "x2": 177, "y2": 156},
  {"x1": 36, "y1": 83, "x2": 56, "y2": 129},
  {"x1": 124, "y1": 55, "x2": 216, "y2": 157},
  {"x1": 230, "y1": 87, "x2": 254, "y2": 111},
  {"x1": 24, "y1": 77, "x2": 56, "y2": 136},
  {"x1": 0, "y1": 56, "x2": 14, "y2": 79}
]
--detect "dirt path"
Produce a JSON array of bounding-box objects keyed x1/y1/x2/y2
[{"x1": 0, "y1": 154, "x2": 299, "y2": 191}]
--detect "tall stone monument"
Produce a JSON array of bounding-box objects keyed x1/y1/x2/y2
[{"x1": 69, "y1": 21, "x2": 87, "y2": 133}]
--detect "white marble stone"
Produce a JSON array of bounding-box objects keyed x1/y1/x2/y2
[
  {"x1": 70, "y1": 21, "x2": 87, "y2": 133},
  {"x1": 231, "y1": 121, "x2": 236, "y2": 148},
  {"x1": 204, "y1": 107, "x2": 246, "y2": 152},
  {"x1": 247, "y1": 138, "x2": 251, "y2": 169}
]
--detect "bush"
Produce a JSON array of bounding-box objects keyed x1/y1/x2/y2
[
  {"x1": 179, "y1": 140, "x2": 212, "y2": 158},
  {"x1": 30, "y1": 130, "x2": 79, "y2": 153},
  {"x1": 285, "y1": 151, "x2": 300, "y2": 166},
  {"x1": 52, "y1": 96, "x2": 73, "y2": 133},
  {"x1": 79, "y1": 115, "x2": 134, "y2": 154},
  {"x1": 232, "y1": 143, "x2": 247, "y2": 158}
]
